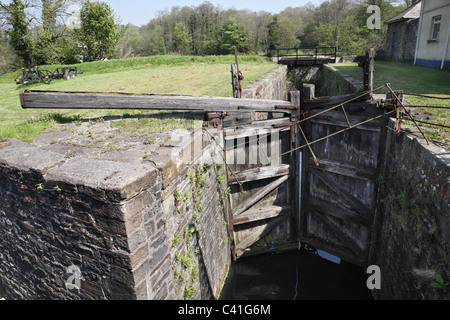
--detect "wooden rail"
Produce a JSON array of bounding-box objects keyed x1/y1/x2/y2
[{"x1": 20, "y1": 89, "x2": 294, "y2": 114}]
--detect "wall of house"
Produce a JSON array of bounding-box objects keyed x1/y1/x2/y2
[
  {"x1": 416, "y1": 0, "x2": 450, "y2": 68},
  {"x1": 381, "y1": 19, "x2": 419, "y2": 62}
]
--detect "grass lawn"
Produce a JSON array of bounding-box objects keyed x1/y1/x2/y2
[
  {"x1": 332, "y1": 60, "x2": 450, "y2": 147},
  {"x1": 0, "y1": 55, "x2": 278, "y2": 142}
]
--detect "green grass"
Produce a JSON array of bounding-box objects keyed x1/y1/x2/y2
[
  {"x1": 333, "y1": 60, "x2": 450, "y2": 147},
  {"x1": 332, "y1": 61, "x2": 450, "y2": 97},
  {"x1": 0, "y1": 55, "x2": 278, "y2": 142}
]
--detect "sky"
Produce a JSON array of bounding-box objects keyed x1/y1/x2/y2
[{"x1": 103, "y1": 0, "x2": 327, "y2": 26}]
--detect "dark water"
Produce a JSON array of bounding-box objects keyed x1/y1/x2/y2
[{"x1": 220, "y1": 247, "x2": 373, "y2": 300}]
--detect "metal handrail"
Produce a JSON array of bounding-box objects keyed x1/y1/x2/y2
[{"x1": 277, "y1": 46, "x2": 337, "y2": 63}]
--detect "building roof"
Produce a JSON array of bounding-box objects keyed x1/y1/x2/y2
[{"x1": 384, "y1": 1, "x2": 422, "y2": 24}]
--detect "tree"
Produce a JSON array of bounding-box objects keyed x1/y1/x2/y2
[
  {"x1": 0, "y1": 29, "x2": 18, "y2": 72},
  {"x1": 218, "y1": 16, "x2": 251, "y2": 54},
  {"x1": 267, "y1": 14, "x2": 300, "y2": 55},
  {"x1": 74, "y1": 0, "x2": 121, "y2": 61},
  {"x1": 0, "y1": 0, "x2": 33, "y2": 65},
  {"x1": 173, "y1": 21, "x2": 192, "y2": 55}
]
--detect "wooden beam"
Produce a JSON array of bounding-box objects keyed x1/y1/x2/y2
[
  {"x1": 308, "y1": 197, "x2": 371, "y2": 225},
  {"x1": 311, "y1": 169, "x2": 372, "y2": 218},
  {"x1": 303, "y1": 91, "x2": 370, "y2": 109},
  {"x1": 308, "y1": 159, "x2": 377, "y2": 181},
  {"x1": 228, "y1": 164, "x2": 290, "y2": 185},
  {"x1": 232, "y1": 175, "x2": 289, "y2": 217},
  {"x1": 232, "y1": 205, "x2": 291, "y2": 225},
  {"x1": 235, "y1": 215, "x2": 288, "y2": 258},
  {"x1": 310, "y1": 210, "x2": 366, "y2": 258},
  {"x1": 20, "y1": 89, "x2": 292, "y2": 113}
]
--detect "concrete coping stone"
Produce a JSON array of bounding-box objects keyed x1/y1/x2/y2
[{"x1": 0, "y1": 118, "x2": 203, "y2": 202}]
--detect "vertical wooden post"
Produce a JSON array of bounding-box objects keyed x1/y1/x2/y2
[
  {"x1": 364, "y1": 48, "x2": 375, "y2": 92},
  {"x1": 231, "y1": 64, "x2": 240, "y2": 99},
  {"x1": 231, "y1": 47, "x2": 242, "y2": 99}
]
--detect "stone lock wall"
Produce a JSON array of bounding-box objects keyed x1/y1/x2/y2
[
  {"x1": 0, "y1": 126, "x2": 231, "y2": 300},
  {"x1": 373, "y1": 121, "x2": 450, "y2": 300},
  {"x1": 0, "y1": 62, "x2": 291, "y2": 301}
]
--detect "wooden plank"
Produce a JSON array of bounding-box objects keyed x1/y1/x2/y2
[
  {"x1": 304, "y1": 91, "x2": 370, "y2": 109},
  {"x1": 224, "y1": 126, "x2": 290, "y2": 141},
  {"x1": 308, "y1": 159, "x2": 377, "y2": 181},
  {"x1": 232, "y1": 175, "x2": 289, "y2": 216},
  {"x1": 309, "y1": 111, "x2": 384, "y2": 131},
  {"x1": 308, "y1": 197, "x2": 371, "y2": 225},
  {"x1": 235, "y1": 215, "x2": 288, "y2": 257},
  {"x1": 222, "y1": 111, "x2": 252, "y2": 127},
  {"x1": 20, "y1": 90, "x2": 292, "y2": 113},
  {"x1": 232, "y1": 205, "x2": 291, "y2": 225},
  {"x1": 228, "y1": 164, "x2": 290, "y2": 185},
  {"x1": 309, "y1": 210, "x2": 366, "y2": 258},
  {"x1": 311, "y1": 169, "x2": 372, "y2": 218},
  {"x1": 299, "y1": 236, "x2": 366, "y2": 267}
]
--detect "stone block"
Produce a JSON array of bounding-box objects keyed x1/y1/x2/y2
[{"x1": 44, "y1": 158, "x2": 158, "y2": 202}]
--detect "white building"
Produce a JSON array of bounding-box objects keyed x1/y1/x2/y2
[{"x1": 414, "y1": 0, "x2": 450, "y2": 69}]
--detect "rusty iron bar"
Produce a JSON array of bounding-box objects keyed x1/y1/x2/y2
[
  {"x1": 413, "y1": 120, "x2": 450, "y2": 129},
  {"x1": 383, "y1": 103, "x2": 450, "y2": 110},
  {"x1": 298, "y1": 123, "x2": 319, "y2": 166},
  {"x1": 296, "y1": 84, "x2": 386, "y2": 125},
  {"x1": 404, "y1": 93, "x2": 450, "y2": 100},
  {"x1": 341, "y1": 104, "x2": 352, "y2": 128},
  {"x1": 275, "y1": 109, "x2": 397, "y2": 160},
  {"x1": 386, "y1": 83, "x2": 430, "y2": 145},
  {"x1": 224, "y1": 85, "x2": 385, "y2": 153}
]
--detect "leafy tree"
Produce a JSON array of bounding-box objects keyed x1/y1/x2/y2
[
  {"x1": 0, "y1": 29, "x2": 18, "y2": 72},
  {"x1": 1, "y1": 0, "x2": 33, "y2": 65},
  {"x1": 267, "y1": 14, "x2": 300, "y2": 55},
  {"x1": 174, "y1": 21, "x2": 192, "y2": 55},
  {"x1": 74, "y1": 0, "x2": 121, "y2": 61},
  {"x1": 32, "y1": 30, "x2": 79, "y2": 65},
  {"x1": 218, "y1": 16, "x2": 251, "y2": 54},
  {"x1": 139, "y1": 18, "x2": 166, "y2": 55}
]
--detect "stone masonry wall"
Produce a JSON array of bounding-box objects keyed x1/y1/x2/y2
[
  {"x1": 242, "y1": 66, "x2": 288, "y2": 101},
  {"x1": 0, "y1": 119, "x2": 230, "y2": 300},
  {"x1": 0, "y1": 139, "x2": 158, "y2": 299},
  {"x1": 373, "y1": 120, "x2": 449, "y2": 300}
]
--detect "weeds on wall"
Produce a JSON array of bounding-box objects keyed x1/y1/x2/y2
[
  {"x1": 170, "y1": 161, "x2": 229, "y2": 300},
  {"x1": 378, "y1": 170, "x2": 449, "y2": 299}
]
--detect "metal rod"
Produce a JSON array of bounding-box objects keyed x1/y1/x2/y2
[
  {"x1": 275, "y1": 110, "x2": 396, "y2": 160},
  {"x1": 298, "y1": 124, "x2": 319, "y2": 166},
  {"x1": 383, "y1": 103, "x2": 450, "y2": 110},
  {"x1": 341, "y1": 105, "x2": 352, "y2": 128},
  {"x1": 296, "y1": 84, "x2": 386, "y2": 126},
  {"x1": 414, "y1": 120, "x2": 450, "y2": 129},
  {"x1": 224, "y1": 84, "x2": 385, "y2": 152},
  {"x1": 386, "y1": 83, "x2": 430, "y2": 145},
  {"x1": 404, "y1": 93, "x2": 450, "y2": 100}
]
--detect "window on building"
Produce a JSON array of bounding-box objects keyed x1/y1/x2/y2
[{"x1": 431, "y1": 15, "x2": 441, "y2": 40}]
